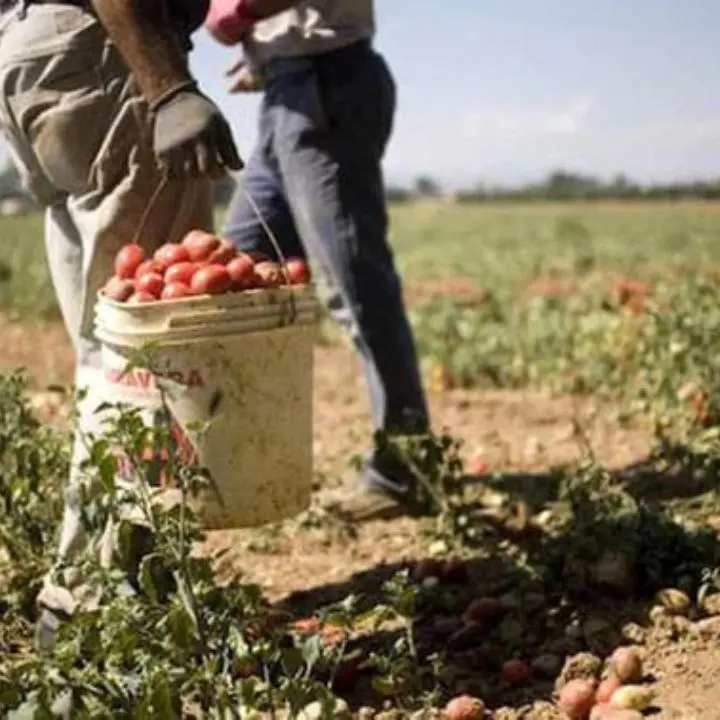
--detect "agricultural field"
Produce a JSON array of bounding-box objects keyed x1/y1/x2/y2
[{"x1": 3, "y1": 200, "x2": 720, "y2": 718}]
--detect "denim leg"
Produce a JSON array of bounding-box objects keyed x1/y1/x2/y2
[
  {"x1": 222, "y1": 103, "x2": 304, "y2": 260},
  {"x1": 268, "y1": 53, "x2": 429, "y2": 437}
]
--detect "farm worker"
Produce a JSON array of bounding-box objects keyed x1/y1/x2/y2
[
  {"x1": 0, "y1": 0, "x2": 242, "y2": 650},
  {"x1": 205, "y1": 0, "x2": 431, "y2": 521}
]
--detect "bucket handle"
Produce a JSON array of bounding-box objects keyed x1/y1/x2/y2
[
  {"x1": 237, "y1": 179, "x2": 298, "y2": 326},
  {"x1": 130, "y1": 171, "x2": 170, "y2": 246}
]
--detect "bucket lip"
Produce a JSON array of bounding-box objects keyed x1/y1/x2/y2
[
  {"x1": 95, "y1": 283, "x2": 319, "y2": 348},
  {"x1": 96, "y1": 283, "x2": 316, "y2": 310},
  {"x1": 95, "y1": 315, "x2": 318, "y2": 347}
]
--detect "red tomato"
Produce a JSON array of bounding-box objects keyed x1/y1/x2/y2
[
  {"x1": 128, "y1": 291, "x2": 156, "y2": 304},
  {"x1": 227, "y1": 253, "x2": 256, "y2": 289},
  {"x1": 468, "y1": 458, "x2": 489, "y2": 476},
  {"x1": 165, "y1": 261, "x2": 197, "y2": 286},
  {"x1": 444, "y1": 696, "x2": 485, "y2": 720},
  {"x1": 136, "y1": 272, "x2": 164, "y2": 298},
  {"x1": 463, "y1": 597, "x2": 506, "y2": 625},
  {"x1": 558, "y1": 679, "x2": 597, "y2": 719},
  {"x1": 253, "y1": 261, "x2": 284, "y2": 288},
  {"x1": 103, "y1": 276, "x2": 135, "y2": 302},
  {"x1": 135, "y1": 259, "x2": 165, "y2": 279},
  {"x1": 207, "y1": 238, "x2": 237, "y2": 265},
  {"x1": 596, "y1": 674, "x2": 623, "y2": 703},
  {"x1": 321, "y1": 624, "x2": 347, "y2": 648},
  {"x1": 182, "y1": 230, "x2": 221, "y2": 262},
  {"x1": 114, "y1": 244, "x2": 146, "y2": 280},
  {"x1": 190, "y1": 264, "x2": 233, "y2": 295},
  {"x1": 154, "y1": 243, "x2": 190, "y2": 269},
  {"x1": 440, "y1": 556, "x2": 469, "y2": 583},
  {"x1": 412, "y1": 558, "x2": 444, "y2": 581},
  {"x1": 161, "y1": 282, "x2": 193, "y2": 300},
  {"x1": 291, "y1": 617, "x2": 321, "y2": 635},
  {"x1": 284, "y1": 257, "x2": 311, "y2": 285},
  {"x1": 501, "y1": 659, "x2": 532, "y2": 686},
  {"x1": 331, "y1": 660, "x2": 360, "y2": 692}
]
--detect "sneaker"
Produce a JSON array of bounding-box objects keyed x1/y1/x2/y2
[
  {"x1": 33, "y1": 523, "x2": 155, "y2": 653},
  {"x1": 317, "y1": 449, "x2": 421, "y2": 522},
  {"x1": 317, "y1": 480, "x2": 409, "y2": 522},
  {"x1": 34, "y1": 578, "x2": 78, "y2": 653},
  {"x1": 7, "y1": 689, "x2": 73, "y2": 719},
  {"x1": 34, "y1": 606, "x2": 69, "y2": 653}
]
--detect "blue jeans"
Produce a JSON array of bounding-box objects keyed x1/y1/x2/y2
[{"x1": 224, "y1": 42, "x2": 429, "y2": 474}]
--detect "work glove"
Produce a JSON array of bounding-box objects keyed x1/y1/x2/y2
[{"x1": 152, "y1": 84, "x2": 243, "y2": 178}]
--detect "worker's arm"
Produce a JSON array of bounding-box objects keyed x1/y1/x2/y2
[
  {"x1": 90, "y1": 0, "x2": 243, "y2": 177},
  {"x1": 89, "y1": 0, "x2": 194, "y2": 105}
]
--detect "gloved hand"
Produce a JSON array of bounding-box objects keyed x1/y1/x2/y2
[
  {"x1": 152, "y1": 85, "x2": 243, "y2": 178},
  {"x1": 226, "y1": 57, "x2": 265, "y2": 93}
]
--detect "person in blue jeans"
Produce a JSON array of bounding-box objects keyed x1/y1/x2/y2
[{"x1": 206, "y1": 0, "x2": 430, "y2": 521}]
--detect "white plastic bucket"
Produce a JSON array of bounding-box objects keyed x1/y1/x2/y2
[{"x1": 92, "y1": 285, "x2": 319, "y2": 530}]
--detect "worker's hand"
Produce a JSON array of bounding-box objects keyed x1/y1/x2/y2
[
  {"x1": 152, "y1": 87, "x2": 243, "y2": 178},
  {"x1": 226, "y1": 57, "x2": 265, "y2": 93}
]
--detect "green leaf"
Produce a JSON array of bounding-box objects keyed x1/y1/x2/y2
[
  {"x1": 173, "y1": 571, "x2": 200, "y2": 630},
  {"x1": 228, "y1": 626, "x2": 251, "y2": 663},
  {"x1": 166, "y1": 601, "x2": 197, "y2": 650},
  {"x1": 355, "y1": 604, "x2": 393, "y2": 631},
  {"x1": 139, "y1": 553, "x2": 165, "y2": 603},
  {"x1": 237, "y1": 676, "x2": 260, "y2": 709},
  {"x1": 371, "y1": 676, "x2": 398, "y2": 697},
  {"x1": 148, "y1": 673, "x2": 176, "y2": 718},
  {"x1": 280, "y1": 646, "x2": 304, "y2": 677},
  {"x1": 299, "y1": 633, "x2": 322, "y2": 674}
]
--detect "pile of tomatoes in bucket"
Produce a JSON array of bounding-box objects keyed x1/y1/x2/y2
[{"x1": 102, "y1": 230, "x2": 311, "y2": 304}]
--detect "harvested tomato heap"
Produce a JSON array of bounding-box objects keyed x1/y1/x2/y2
[{"x1": 103, "y1": 230, "x2": 311, "y2": 303}]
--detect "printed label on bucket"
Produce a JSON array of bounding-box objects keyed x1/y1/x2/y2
[
  {"x1": 104, "y1": 366, "x2": 206, "y2": 392},
  {"x1": 114, "y1": 412, "x2": 199, "y2": 489},
  {"x1": 93, "y1": 349, "x2": 204, "y2": 490}
]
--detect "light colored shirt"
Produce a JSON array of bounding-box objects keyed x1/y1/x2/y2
[{"x1": 246, "y1": 0, "x2": 375, "y2": 65}]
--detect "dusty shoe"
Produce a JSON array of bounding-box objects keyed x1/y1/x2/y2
[
  {"x1": 33, "y1": 577, "x2": 80, "y2": 654},
  {"x1": 317, "y1": 450, "x2": 424, "y2": 522},
  {"x1": 7, "y1": 688, "x2": 73, "y2": 719},
  {"x1": 33, "y1": 523, "x2": 156, "y2": 653},
  {"x1": 34, "y1": 606, "x2": 70, "y2": 653},
  {"x1": 317, "y1": 480, "x2": 409, "y2": 522}
]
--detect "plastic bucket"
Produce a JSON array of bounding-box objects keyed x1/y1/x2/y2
[{"x1": 92, "y1": 285, "x2": 319, "y2": 530}]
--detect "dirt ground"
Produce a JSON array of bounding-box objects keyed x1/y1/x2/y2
[{"x1": 3, "y1": 315, "x2": 720, "y2": 719}]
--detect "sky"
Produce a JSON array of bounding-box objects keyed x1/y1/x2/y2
[
  {"x1": 1, "y1": 1, "x2": 717, "y2": 190},
  {"x1": 188, "y1": 0, "x2": 720, "y2": 189}
]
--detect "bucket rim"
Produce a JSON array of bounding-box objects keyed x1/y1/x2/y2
[
  {"x1": 96, "y1": 283, "x2": 315, "y2": 309},
  {"x1": 95, "y1": 315, "x2": 318, "y2": 349}
]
